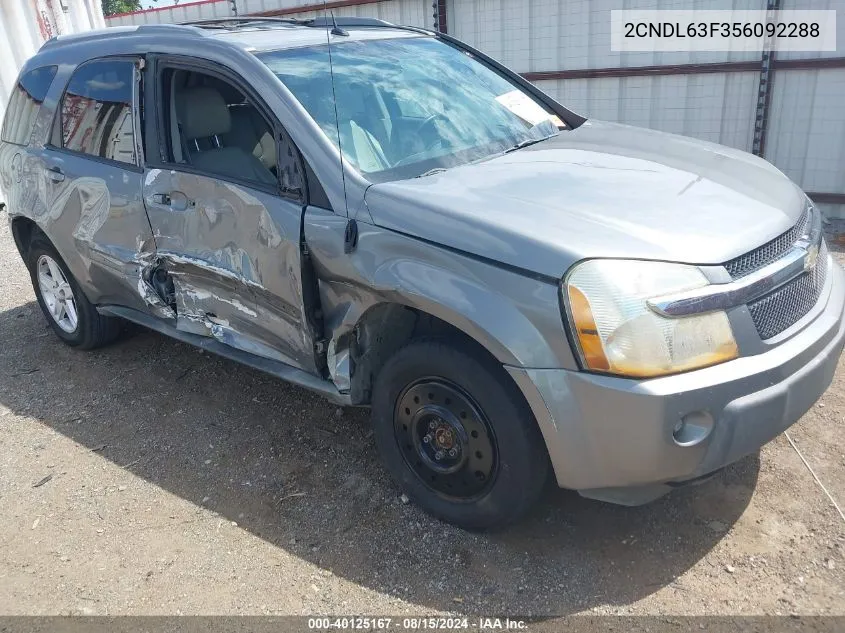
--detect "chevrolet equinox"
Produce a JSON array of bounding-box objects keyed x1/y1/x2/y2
[{"x1": 1, "y1": 17, "x2": 843, "y2": 528}]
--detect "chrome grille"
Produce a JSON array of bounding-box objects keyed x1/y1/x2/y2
[
  {"x1": 748, "y1": 242, "x2": 828, "y2": 340},
  {"x1": 724, "y1": 208, "x2": 810, "y2": 279}
]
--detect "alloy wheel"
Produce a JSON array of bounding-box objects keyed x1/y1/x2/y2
[{"x1": 36, "y1": 254, "x2": 78, "y2": 333}]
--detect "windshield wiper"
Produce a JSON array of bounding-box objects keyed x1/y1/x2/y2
[
  {"x1": 504, "y1": 136, "x2": 552, "y2": 154},
  {"x1": 414, "y1": 168, "x2": 448, "y2": 178}
]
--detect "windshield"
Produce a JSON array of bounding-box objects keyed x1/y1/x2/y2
[{"x1": 258, "y1": 36, "x2": 563, "y2": 182}]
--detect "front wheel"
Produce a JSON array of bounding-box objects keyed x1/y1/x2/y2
[{"x1": 371, "y1": 340, "x2": 550, "y2": 529}]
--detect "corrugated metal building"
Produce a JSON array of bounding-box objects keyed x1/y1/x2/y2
[
  {"x1": 105, "y1": 0, "x2": 845, "y2": 225},
  {"x1": 448, "y1": 0, "x2": 845, "y2": 224},
  {"x1": 2, "y1": 0, "x2": 842, "y2": 222},
  {"x1": 105, "y1": 0, "x2": 427, "y2": 26}
]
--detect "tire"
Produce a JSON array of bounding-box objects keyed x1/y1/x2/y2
[
  {"x1": 27, "y1": 236, "x2": 121, "y2": 350},
  {"x1": 372, "y1": 339, "x2": 550, "y2": 529}
]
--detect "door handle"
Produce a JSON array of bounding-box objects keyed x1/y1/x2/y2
[
  {"x1": 46, "y1": 166, "x2": 65, "y2": 183},
  {"x1": 150, "y1": 191, "x2": 191, "y2": 211}
]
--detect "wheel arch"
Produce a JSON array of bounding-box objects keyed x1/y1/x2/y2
[
  {"x1": 11, "y1": 216, "x2": 101, "y2": 307},
  {"x1": 10, "y1": 215, "x2": 41, "y2": 258},
  {"x1": 346, "y1": 300, "x2": 525, "y2": 406}
]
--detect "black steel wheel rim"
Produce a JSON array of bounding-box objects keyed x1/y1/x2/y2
[{"x1": 394, "y1": 378, "x2": 498, "y2": 500}]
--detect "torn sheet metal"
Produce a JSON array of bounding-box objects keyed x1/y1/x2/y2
[
  {"x1": 171, "y1": 274, "x2": 294, "y2": 364},
  {"x1": 136, "y1": 275, "x2": 176, "y2": 320},
  {"x1": 327, "y1": 336, "x2": 351, "y2": 393},
  {"x1": 142, "y1": 168, "x2": 317, "y2": 372},
  {"x1": 134, "y1": 243, "x2": 177, "y2": 320}
]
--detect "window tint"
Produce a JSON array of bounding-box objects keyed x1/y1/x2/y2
[
  {"x1": 1, "y1": 66, "x2": 57, "y2": 145},
  {"x1": 258, "y1": 38, "x2": 562, "y2": 182},
  {"x1": 161, "y1": 68, "x2": 291, "y2": 192},
  {"x1": 61, "y1": 60, "x2": 137, "y2": 165}
]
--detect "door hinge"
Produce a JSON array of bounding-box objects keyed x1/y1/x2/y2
[
  {"x1": 314, "y1": 339, "x2": 328, "y2": 356},
  {"x1": 343, "y1": 219, "x2": 358, "y2": 254}
]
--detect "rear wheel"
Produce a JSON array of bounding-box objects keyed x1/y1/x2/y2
[
  {"x1": 372, "y1": 340, "x2": 549, "y2": 529},
  {"x1": 27, "y1": 237, "x2": 121, "y2": 349}
]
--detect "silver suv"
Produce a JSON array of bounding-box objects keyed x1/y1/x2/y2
[{"x1": 1, "y1": 17, "x2": 843, "y2": 529}]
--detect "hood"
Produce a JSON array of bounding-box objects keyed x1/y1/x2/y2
[{"x1": 363, "y1": 120, "x2": 807, "y2": 280}]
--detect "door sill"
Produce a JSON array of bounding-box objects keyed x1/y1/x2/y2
[{"x1": 98, "y1": 305, "x2": 351, "y2": 406}]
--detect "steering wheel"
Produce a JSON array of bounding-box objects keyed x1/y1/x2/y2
[
  {"x1": 413, "y1": 112, "x2": 451, "y2": 139},
  {"x1": 392, "y1": 113, "x2": 451, "y2": 168}
]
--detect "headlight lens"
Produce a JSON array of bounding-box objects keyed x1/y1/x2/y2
[{"x1": 564, "y1": 259, "x2": 738, "y2": 378}]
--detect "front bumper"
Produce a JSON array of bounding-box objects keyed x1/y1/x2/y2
[{"x1": 507, "y1": 256, "x2": 845, "y2": 505}]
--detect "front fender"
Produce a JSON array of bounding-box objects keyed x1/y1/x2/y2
[
  {"x1": 304, "y1": 208, "x2": 576, "y2": 371},
  {"x1": 370, "y1": 257, "x2": 562, "y2": 367}
]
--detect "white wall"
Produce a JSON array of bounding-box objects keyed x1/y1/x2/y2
[
  {"x1": 446, "y1": 0, "x2": 845, "y2": 219},
  {"x1": 0, "y1": 0, "x2": 105, "y2": 128},
  {"x1": 535, "y1": 72, "x2": 759, "y2": 153}
]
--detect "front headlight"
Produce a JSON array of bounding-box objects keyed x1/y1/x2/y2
[{"x1": 564, "y1": 259, "x2": 738, "y2": 378}]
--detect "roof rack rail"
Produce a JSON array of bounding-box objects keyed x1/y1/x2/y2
[
  {"x1": 305, "y1": 17, "x2": 394, "y2": 27},
  {"x1": 180, "y1": 17, "x2": 304, "y2": 28},
  {"x1": 40, "y1": 23, "x2": 205, "y2": 50},
  {"x1": 180, "y1": 16, "x2": 395, "y2": 29}
]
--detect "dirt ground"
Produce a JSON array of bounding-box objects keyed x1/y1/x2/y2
[{"x1": 0, "y1": 217, "x2": 843, "y2": 617}]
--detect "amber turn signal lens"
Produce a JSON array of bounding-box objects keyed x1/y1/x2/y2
[{"x1": 567, "y1": 285, "x2": 610, "y2": 371}]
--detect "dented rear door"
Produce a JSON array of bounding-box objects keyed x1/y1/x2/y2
[{"x1": 31, "y1": 57, "x2": 159, "y2": 314}]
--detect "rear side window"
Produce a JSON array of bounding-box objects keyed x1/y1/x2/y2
[
  {"x1": 1, "y1": 65, "x2": 58, "y2": 146},
  {"x1": 60, "y1": 60, "x2": 137, "y2": 165}
]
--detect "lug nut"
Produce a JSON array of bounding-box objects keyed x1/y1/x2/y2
[
  {"x1": 429, "y1": 420, "x2": 438, "y2": 430},
  {"x1": 448, "y1": 448, "x2": 457, "y2": 458},
  {"x1": 435, "y1": 451, "x2": 444, "y2": 460},
  {"x1": 422, "y1": 434, "x2": 431, "y2": 444}
]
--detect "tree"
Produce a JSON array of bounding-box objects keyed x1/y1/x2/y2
[{"x1": 101, "y1": 0, "x2": 144, "y2": 16}]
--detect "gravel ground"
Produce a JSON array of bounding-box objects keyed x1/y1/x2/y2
[{"x1": 0, "y1": 217, "x2": 843, "y2": 617}]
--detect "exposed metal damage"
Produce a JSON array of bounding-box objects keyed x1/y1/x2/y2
[
  {"x1": 326, "y1": 335, "x2": 350, "y2": 393},
  {"x1": 136, "y1": 251, "x2": 177, "y2": 320},
  {"x1": 134, "y1": 251, "x2": 302, "y2": 366},
  {"x1": 136, "y1": 272, "x2": 177, "y2": 320},
  {"x1": 139, "y1": 168, "x2": 319, "y2": 374}
]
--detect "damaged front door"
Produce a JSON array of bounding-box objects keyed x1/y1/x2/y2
[{"x1": 141, "y1": 59, "x2": 318, "y2": 373}]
